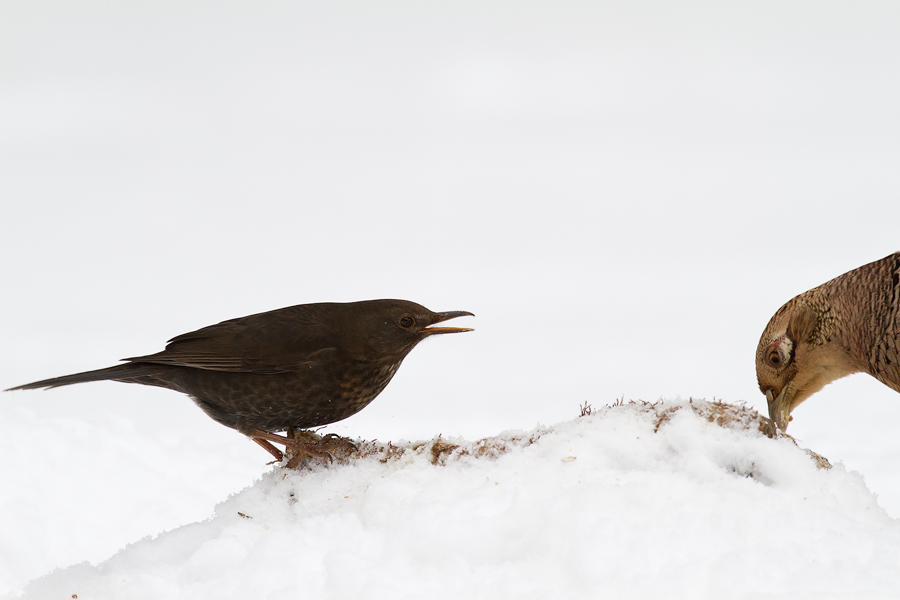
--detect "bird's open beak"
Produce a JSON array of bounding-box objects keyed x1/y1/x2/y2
[
  {"x1": 766, "y1": 388, "x2": 793, "y2": 431},
  {"x1": 420, "y1": 311, "x2": 475, "y2": 335}
]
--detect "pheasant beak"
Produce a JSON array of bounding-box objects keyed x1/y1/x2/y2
[
  {"x1": 766, "y1": 388, "x2": 793, "y2": 431},
  {"x1": 420, "y1": 311, "x2": 475, "y2": 335}
]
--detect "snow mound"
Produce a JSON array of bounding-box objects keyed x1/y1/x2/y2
[{"x1": 15, "y1": 399, "x2": 900, "y2": 599}]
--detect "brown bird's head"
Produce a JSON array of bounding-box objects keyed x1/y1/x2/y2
[
  {"x1": 755, "y1": 291, "x2": 861, "y2": 431},
  {"x1": 344, "y1": 299, "x2": 474, "y2": 361}
]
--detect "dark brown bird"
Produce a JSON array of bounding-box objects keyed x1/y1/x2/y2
[{"x1": 7, "y1": 299, "x2": 474, "y2": 462}]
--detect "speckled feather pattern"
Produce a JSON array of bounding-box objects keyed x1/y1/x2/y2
[
  {"x1": 119, "y1": 357, "x2": 404, "y2": 434},
  {"x1": 814, "y1": 253, "x2": 900, "y2": 391}
]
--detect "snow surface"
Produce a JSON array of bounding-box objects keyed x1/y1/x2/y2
[{"x1": 10, "y1": 399, "x2": 900, "y2": 600}]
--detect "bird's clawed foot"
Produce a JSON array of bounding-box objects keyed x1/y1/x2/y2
[
  {"x1": 249, "y1": 428, "x2": 358, "y2": 469},
  {"x1": 283, "y1": 430, "x2": 358, "y2": 469}
]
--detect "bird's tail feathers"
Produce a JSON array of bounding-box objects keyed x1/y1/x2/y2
[{"x1": 5, "y1": 363, "x2": 165, "y2": 391}]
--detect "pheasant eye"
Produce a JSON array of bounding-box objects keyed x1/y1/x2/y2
[
  {"x1": 399, "y1": 316, "x2": 415, "y2": 328},
  {"x1": 768, "y1": 350, "x2": 781, "y2": 366}
]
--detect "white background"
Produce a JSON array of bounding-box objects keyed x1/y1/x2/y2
[{"x1": 2, "y1": 0, "x2": 899, "y2": 593}]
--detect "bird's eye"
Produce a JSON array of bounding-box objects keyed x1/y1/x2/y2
[
  {"x1": 767, "y1": 349, "x2": 781, "y2": 366},
  {"x1": 399, "y1": 316, "x2": 415, "y2": 328}
]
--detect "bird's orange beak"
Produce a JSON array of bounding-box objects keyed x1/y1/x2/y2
[{"x1": 420, "y1": 311, "x2": 474, "y2": 335}]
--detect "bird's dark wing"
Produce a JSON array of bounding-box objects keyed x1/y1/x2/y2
[{"x1": 124, "y1": 305, "x2": 337, "y2": 374}]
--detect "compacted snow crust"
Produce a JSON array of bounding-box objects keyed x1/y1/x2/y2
[{"x1": 13, "y1": 399, "x2": 900, "y2": 599}]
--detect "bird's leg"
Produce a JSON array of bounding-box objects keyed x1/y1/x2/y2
[{"x1": 251, "y1": 437, "x2": 284, "y2": 463}]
